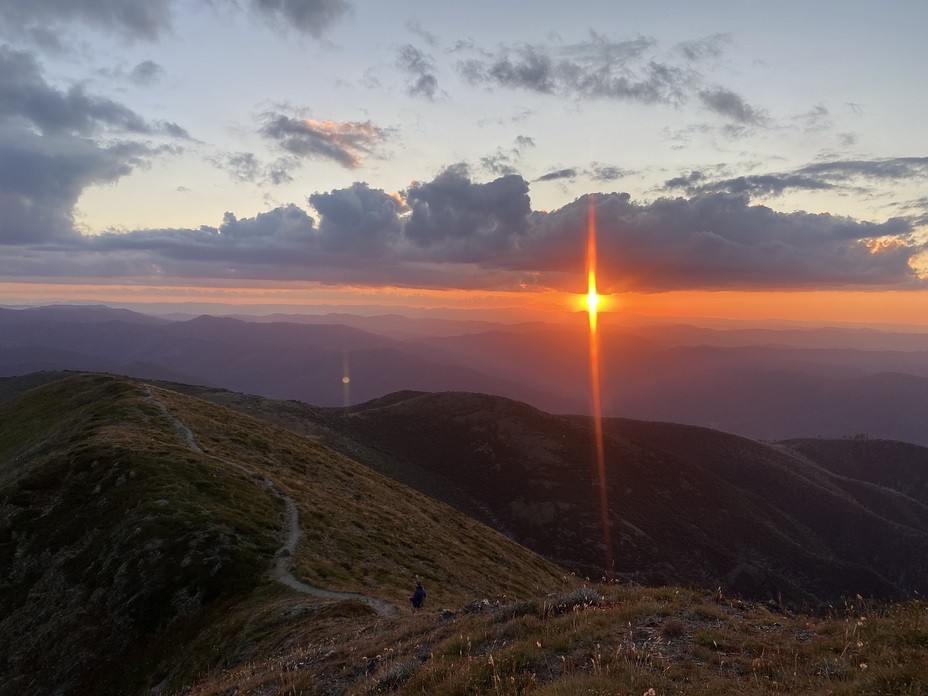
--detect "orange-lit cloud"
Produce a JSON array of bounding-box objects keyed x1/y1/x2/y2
[{"x1": 259, "y1": 115, "x2": 389, "y2": 169}]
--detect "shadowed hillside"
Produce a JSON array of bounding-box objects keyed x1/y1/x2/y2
[{"x1": 146, "y1": 383, "x2": 928, "y2": 608}]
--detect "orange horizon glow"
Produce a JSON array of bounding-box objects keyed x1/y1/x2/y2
[
  {"x1": 2, "y1": 281, "x2": 928, "y2": 329},
  {"x1": 586, "y1": 195, "x2": 614, "y2": 575}
]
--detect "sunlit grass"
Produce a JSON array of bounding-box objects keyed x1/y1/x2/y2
[{"x1": 177, "y1": 582, "x2": 928, "y2": 695}]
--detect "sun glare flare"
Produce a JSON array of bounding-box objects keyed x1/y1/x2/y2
[
  {"x1": 586, "y1": 278, "x2": 600, "y2": 315},
  {"x1": 586, "y1": 195, "x2": 614, "y2": 575}
]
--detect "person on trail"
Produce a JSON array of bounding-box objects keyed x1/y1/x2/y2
[{"x1": 410, "y1": 580, "x2": 426, "y2": 609}]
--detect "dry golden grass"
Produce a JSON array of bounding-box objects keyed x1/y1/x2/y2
[{"x1": 177, "y1": 585, "x2": 928, "y2": 695}]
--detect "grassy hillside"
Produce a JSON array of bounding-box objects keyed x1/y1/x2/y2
[
  {"x1": 0, "y1": 374, "x2": 571, "y2": 695},
  {"x1": 147, "y1": 384, "x2": 928, "y2": 607},
  {"x1": 2, "y1": 373, "x2": 928, "y2": 695}
]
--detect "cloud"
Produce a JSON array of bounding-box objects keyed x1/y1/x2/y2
[
  {"x1": 406, "y1": 19, "x2": 438, "y2": 46},
  {"x1": 0, "y1": 125, "x2": 153, "y2": 243},
  {"x1": 590, "y1": 164, "x2": 628, "y2": 182},
  {"x1": 212, "y1": 151, "x2": 301, "y2": 186},
  {"x1": 535, "y1": 168, "x2": 577, "y2": 183},
  {"x1": 666, "y1": 170, "x2": 833, "y2": 197},
  {"x1": 698, "y1": 87, "x2": 766, "y2": 125},
  {"x1": 480, "y1": 151, "x2": 519, "y2": 176},
  {"x1": 0, "y1": 0, "x2": 352, "y2": 43},
  {"x1": 0, "y1": 0, "x2": 174, "y2": 41},
  {"x1": 249, "y1": 0, "x2": 352, "y2": 38},
  {"x1": 259, "y1": 114, "x2": 389, "y2": 168},
  {"x1": 2, "y1": 168, "x2": 924, "y2": 291},
  {"x1": 129, "y1": 59, "x2": 164, "y2": 86},
  {"x1": 525, "y1": 192, "x2": 920, "y2": 291},
  {"x1": 458, "y1": 33, "x2": 697, "y2": 105},
  {"x1": 667, "y1": 158, "x2": 928, "y2": 197},
  {"x1": 0, "y1": 46, "x2": 186, "y2": 137},
  {"x1": 396, "y1": 44, "x2": 440, "y2": 100},
  {"x1": 799, "y1": 158, "x2": 928, "y2": 183},
  {"x1": 308, "y1": 182, "x2": 406, "y2": 254},
  {"x1": 480, "y1": 136, "x2": 536, "y2": 177},
  {"x1": 403, "y1": 164, "x2": 532, "y2": 262},
  {"x1": 675, "y1": 34, "x2": 730, "y2": 62},
  {"x1": 0, "y1": 47, "x2": 185, "y2": 245}
]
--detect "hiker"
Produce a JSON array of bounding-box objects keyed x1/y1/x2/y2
[{"x1": 410, "y1": 580, "x2": 426, "y2": 609}]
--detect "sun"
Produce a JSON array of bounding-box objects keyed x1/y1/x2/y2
[{"x1": 586, "y1": 285, "x2": 600, "y2": 314}]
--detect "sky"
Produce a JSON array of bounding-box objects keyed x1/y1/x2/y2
[{"x1": 1, "y1": 0, "x2": 927, "y2": 324}]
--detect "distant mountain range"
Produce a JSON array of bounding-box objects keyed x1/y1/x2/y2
[{"x1": 2, "y1": 304, "x2": 928, "y2": 445}]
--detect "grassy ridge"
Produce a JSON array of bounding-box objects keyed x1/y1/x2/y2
[
  {"x1": 179, "y1": 585, "x2": 928, "y2": 695},
  {"x1": 0, "y1": 375, "x2": 283, "y2": 694},
  {"x1": 0, "y1": 374, "x2": 573, "y2": 695}
]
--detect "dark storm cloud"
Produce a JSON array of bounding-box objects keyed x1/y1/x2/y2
[
  {"x1": 396, "y1": 44, "x2": 440, "y2": 100},
  {"x1": 458, "y1": 33, "x2": 698, "y2": 105},
  {"x1": 3, "y1": 169, "x2": 924, "y2": 291},
  {"x1": 0, "y1": 46, "x2": 186, "y2": 137},
  {"x1": 698, "y1": 87, "x2": 765, "y2": 125},
  {"x1": 259, "y1": 114, "x2": 388, "y2": 169},
  {"x1": 0, "y1": 0, "x2": 174, "y2": 40}
]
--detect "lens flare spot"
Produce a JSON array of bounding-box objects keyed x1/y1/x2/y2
[{"x1": 342, "y1": 376, "x2": 351, "y2": 384}]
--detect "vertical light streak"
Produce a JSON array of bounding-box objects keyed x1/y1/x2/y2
[{"x1": 586, "y1": 194, "x2": 614, "y2": 575}]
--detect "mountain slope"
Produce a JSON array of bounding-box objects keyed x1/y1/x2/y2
[
  {"x1": 157, "y1": 383, "x2": 928, "y2": 607},
  {"x1": 0, "y1": 374, "x2": 570, "y2": 695}
]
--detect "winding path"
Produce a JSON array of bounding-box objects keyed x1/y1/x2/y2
[{"x1": 145, "y1": 387, "x2": 398, "y2": 617}]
